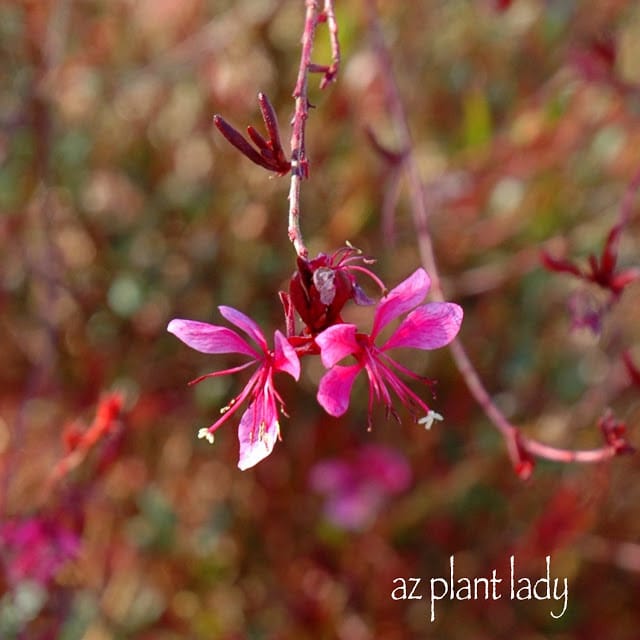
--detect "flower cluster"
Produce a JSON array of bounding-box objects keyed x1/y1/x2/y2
[{"x1": 168, "y1": 250, "x2": 463, "y2": 469}]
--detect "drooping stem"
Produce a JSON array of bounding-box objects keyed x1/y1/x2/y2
[{"x1": 365, "y1": 1, "x2": 621, "y2": 475}]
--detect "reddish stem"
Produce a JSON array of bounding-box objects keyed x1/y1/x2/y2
[
  {"x1": 319, "y1": 0, "x2": 340, "y2": 89},
  {"x1": 365, "y1": 1, "x2": 622, "y2": 474},
  {"x1": 288, "y1": 0, "x2": 319, "y2": 258},
  {"x1": 288, "y1": 0, "x2": 340, "y2": 258}
]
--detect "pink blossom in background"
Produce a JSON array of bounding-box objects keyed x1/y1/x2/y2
[
  {"x1": 168, "y1": 306, "x2": 300, "y2": 470},
  {"x1": 309, "y1": 444, "x2": 412, "y2": 530},
  {"x1": 315, "y1": 268, "x2": 463, "y2": 427},
  {"x1": 0, "y1": 515, "x2": 80, "y2": 587}
]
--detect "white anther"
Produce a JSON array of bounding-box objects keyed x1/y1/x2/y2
[
  {"x1": 418, "y1": 410, "x2": 443, "y2": 430},
  {"x1": 197, "y1": 428, "x2": 215, "y2": 444}
]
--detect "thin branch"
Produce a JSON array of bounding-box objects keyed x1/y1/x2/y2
[
  {"x1": 288, "y1": 0, "x2": 340, "y2": 258},
  {"x1": 365, "y1": 1, "x2": 625, "y2": 477},
  {"x1": 320, "y1": 0, "x2": 341, "y2": 89},
  {"x1": 287, "y1": 0, "x2": 319, "y2": 258}
]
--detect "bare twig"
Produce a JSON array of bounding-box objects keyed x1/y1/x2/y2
[
  {"x1": 288, "y1": 0, "x2": 340, "y2": 258},
  {"x1": 287, "y1": 0, "x2": 319, "y2": 258},
  {"x1": 319, "y1": 0, "x2": 341, "y2": 89},
  {"x1": 365, "y1": 1, "x2": 628, "y2": 478}
]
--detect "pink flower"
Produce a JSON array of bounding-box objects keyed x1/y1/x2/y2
[
  {"x1": 167, "y1": 306, "x2": 300, "y2": 470},
  {"x1": 315, "y1": 268, "x2": 462, "y2": 427},
  {"x1": 309, "y1": 445, "x2": 412, "y2": 530}
]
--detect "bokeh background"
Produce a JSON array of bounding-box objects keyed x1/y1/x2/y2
[{"x1": 2, "y1": 0, "x2": 640, "y2": 638}]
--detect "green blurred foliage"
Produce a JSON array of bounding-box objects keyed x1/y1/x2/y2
[{"x1": 1, "y1": 0, "x2": 640, "y2": 638}]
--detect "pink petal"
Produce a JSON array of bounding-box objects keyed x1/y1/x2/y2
[
  {"x1": 218, "y1": 305, "x2": 268, "y2": 352},
  {"x1": 356, "y1": 445, "x2": 412, "y2": 492},
  {"x1": 237, "y1": 396, "x2": 279, "y2": 470},
  {"x1": 273, "y1": 330, "x2": 300, "y2": 380},
  {"x1": 324, "y1": 487, "x2": 382, "y2": 531},
  {"x1": 315, "y1": 324, "x2": 360, "y2": 368},
  {"x1": 308, "y1": 460, "x2": 353, "y2": 493},
  {"x1": 167, "y1": 319, "x2": 257, "y2": 357},
  {"x1": 371, "y1": 268, "x2": 431, "y2": 339},
  {"x1": 382, "y1": 302, "x2": 463, "y2": 351},
  {"x1": 317, "y1": 364, "x2": 362, "y2": 417}
]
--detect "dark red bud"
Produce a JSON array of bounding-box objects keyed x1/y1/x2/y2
[{"x1": 288, "y1": 254, "x2": 360, "y2": 334}]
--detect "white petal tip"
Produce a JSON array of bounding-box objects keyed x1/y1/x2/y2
[{"x1": 167, "y1": 319, "x2": 179, "y2": 333}]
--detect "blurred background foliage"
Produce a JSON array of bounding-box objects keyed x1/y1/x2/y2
[{"x1": 1, "y1": 0, "x2": 640, "y2": 638}]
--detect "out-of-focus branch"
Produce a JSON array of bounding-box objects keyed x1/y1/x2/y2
[
  {"x1": 319, "y1": 0, "x2": 341, "y2": 89},
  {"x1": 42, "y1": 393, "x2": 124, "y2": 500},
  {"x1": 1, "y1": 0, "x2": 71, "y2": 515},
  {"x1": 364, "y1": 1, "x2": 630, "y2": 478}
]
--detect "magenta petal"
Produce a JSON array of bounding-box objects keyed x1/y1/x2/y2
[
  {"x1": 167, "y1": 319, "x2": 257, "y2": 357},
  {"x1": 382, "y1": 302, "x2": 463, "y2": 351},
  {"x1": 273, "y1": 330, "x2": 300, "y2": 380},
  {"x1": 315, "y1": 324, "x2": 359, "y2": 368},
  {"x1": 371, "y1": 268, "x2": 431, "y2": 339},
  {"x1": 308, "y1": 460, "x2": 353, "y2": 493},
  {"x1": 324, "y1": 488, "x2": 382, "y2": 531},
  {"x1": 218, "y1": 305, "x2": 268, "y2": 352},
  {"x1": 317, "y1": 364, "x2": 361, "y2": 416},
  {"x1": 237, "y1": 397, "x2": 279, "y2": 470},
  {"x1": 356, "y1": 445, "x2": 412, "y2": 492}
]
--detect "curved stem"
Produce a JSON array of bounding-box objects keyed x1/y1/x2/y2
[{"x1": 365, "y1": 1, "x2": 619, "y2": 474}]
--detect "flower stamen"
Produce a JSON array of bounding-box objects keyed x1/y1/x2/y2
[
  {"x1": 197, "y1": 428, "x2": 215, "y2": 444},
  {"x1": 419, "y1": 410, "x2": 443, "y2": 430}
]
